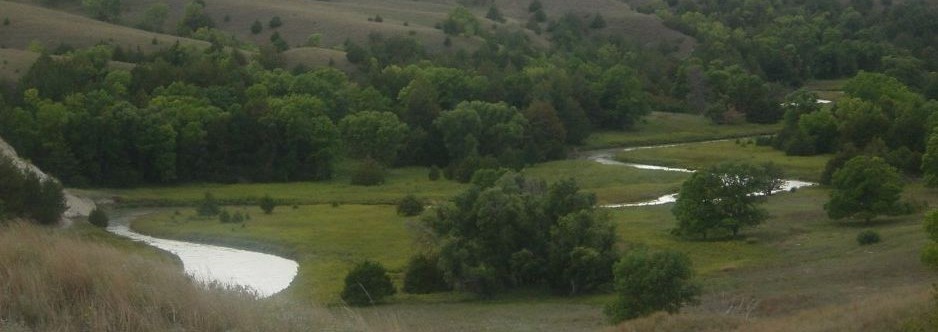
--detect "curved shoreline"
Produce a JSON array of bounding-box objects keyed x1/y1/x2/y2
[{"x1": 106, "y1": 212, "x2": 299, "y2": 298}]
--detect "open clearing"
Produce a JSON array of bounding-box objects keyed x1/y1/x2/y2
[{"x1": 583, "y1": 112, "x2": 782, "y2": 150}]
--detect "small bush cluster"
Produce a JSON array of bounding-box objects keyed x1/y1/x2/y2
[
  {"x1": 403, "y1": 254, "x2": 449, "y2": 294},
  {"x1": 218, "y1": 210, "x2": 247, "y2": 223},
  {"x1": 259, "y1": 194, "x2": 276, "y2": 214},
  {"x1": 396, "y1": 194, "x2": 424, "y2": 216},
  {"x1": 88, "y1": 208, "x2": 109, "y2": 228},
  {"x1": 857, "y1": 230, "x2": 881, "y2": 245},
  {"x1": 340, "y1": 260, "x2": 396, "y2": 306}
]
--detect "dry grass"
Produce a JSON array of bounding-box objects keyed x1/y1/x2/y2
[
  {"x1": 0, "y1": 1, "x2": 208, "y2": 52},
  {"x1": 0, "y1": 221, "x2": 376, "y2": 331},
  {"x1": 0, "y1": 48, "x2": 37, "y2": 83}
]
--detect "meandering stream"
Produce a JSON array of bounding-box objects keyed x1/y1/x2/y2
[
  {"x1": 584, "y1": 140, "x2": 816, "y2": 208},
  {"x1": 107, "y1": 213, "x2": 298, "y2": 298}
]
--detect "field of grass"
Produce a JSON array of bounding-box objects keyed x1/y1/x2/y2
[
  {"x1": 0, "y1": 48, "x2": 37, "y2": 83},
  {"x1": 582, "y1": 112, "x2": 782, "y2": 150},
  {"x1": 805, "y1": 79, "x2": 849, "y2": 102},
  {"x1": 0, "y1": 221, "x2": 357, "y2": 331},
  {"x1": 522, "y1": 159, "x2": 688, "y2": 204},
  {"x1": 613, "y1": 139, "x2": 831, "y2": 181}
]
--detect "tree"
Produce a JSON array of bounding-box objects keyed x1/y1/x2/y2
[
  {"x1": 88, "y1": 208, "x2": 109, "y2": 228},
  {"x1": 250, "y1": 20, "x2": 262, "y2": 34},
  {"x1": 268, "y1": 16, "x2": 282, "y2": 28},
  {"x1": 522, "y1": 101, "x2": 566, "y2": 162},
  {"x1": 197, "y1": 192, "x2": 220, "y2": 216},
  {"x1": 923, "y1": 131, "x2": 938, "y2": 186},
  {"x1": 259, "y1": 194, "x2": 276, "y2": 214},
  {"x1": 177, "y1": 1, "x2": 214, "y2": 36},
  {"x1": 339, "y1": 111, "x2": 408, "y2": 165},
  {"x1": 589, "y1": 14, "x2": 606, "y2": 29},
  {"x1": 604, "y1": 249, "x2": 700, "y2": 323},
  {"x1": 442, "y1": 7, "x2": 481, "y2": 36},
  {"x1": 138, "y1": 3, "x2": 168, "y2": 32},
  {"x1": 528, "y1": 0, "x2": 542, "y2": 13},
  {"x1": 825, "y1": 156, "x2": 904, "y2": 223},
  {"x1": 403, "y1": 254, "x2": 449, "y2": 294},
  {"x1": 340, "y1": 260, "x2": 396, "y2": 306},
  {"x1": 672, "y1": 163, "x2": 775, "y2": 239},
  {"x1": 396, "y1": 194, "x2": 424, "y2": 216},
  {"x1": 82, "y1": 0, "x2": 121, "y2": 22}
]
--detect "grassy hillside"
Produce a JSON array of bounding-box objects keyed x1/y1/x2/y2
[
  {"x1": 0, "y1": 221, "x2": 363, "y2": 331},
  {"x1": 0, "y1": 48, "x2": 37, "y2": 83},
  {"x1": 0, "y1": 1, "x2": 208, "y2": 52}
]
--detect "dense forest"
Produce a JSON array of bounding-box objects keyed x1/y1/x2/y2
[{"x1": 0, "y1": 0, "x2": 937, "y2": 188}]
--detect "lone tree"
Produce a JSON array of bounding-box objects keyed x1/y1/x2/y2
[
  {"x1": 88, "y1": 208, "x2": 109, "y2": 228},
  {"x1": 604, "y1": 249, "x2": 700, "y2": 323},
  {"x1": 340, "y1": 260, "x2": 396, "y2": 306},
  {"x1": 396, "y1": 194, "x2": 424, "y2": 216},
  {"x1": 259, "y1": 194, "x2": 276, "y2": 214},
  {"x1": 825, "y1": 156, "x2": 903, "y2": 223},
  {"x1": 672, "y1": 163, "x2": 778, "y2": 239}
]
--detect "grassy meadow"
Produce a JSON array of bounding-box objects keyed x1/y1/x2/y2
[
  {"x1": 614, "y1": 139, "x2": 831, "y2": 181},
  {"x1": 582, "y1": 112, "x2": 782, "y2": 150}
]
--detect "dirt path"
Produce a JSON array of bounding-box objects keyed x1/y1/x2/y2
[{"x1": 0, "y1": 136, "x2": 95, "y2": 226}]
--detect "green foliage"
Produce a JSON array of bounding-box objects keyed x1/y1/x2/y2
[
  {"x1": 0, "y1": 155, "x2": 66, "y2": 225},
  {"x1": 88, "y1": 208, "x2": 108, "y2": 228},
  {"x1": 177, "y1": 1, "x2": 214, "y2": 36},
  {"x1": 137, "y1": 3, "x2": 168, "y2": 32},
  {"x1": 604, "y1": 249, "x2": 700, "y2": 323},
  {"x1": 2, "y1": 17, "x2": 8, "y2": 26},
  {"x1": 922, "y1": 211, "x2": 938, "y2": 267},
  {"x1": 428, "y1": 166, "x2": 441, "y2": 181},
  {"x1": 403, "y1": 254, "x2": 449, "y2": 294},
  {"x1": 339, "y1": 111, "x2": 408, "y2": 165},
  {"x1": 672, "y1": 163, "x2": 778, "y2": 239},
  {"x1": 218, "y1": 209, "x2": 231, "y2": 223},
  {"x1": 197, "y1": 192, "x2": 220, "y2": 217},
  {"x1": 259, "y1": 194, "x2": 276, "y2": 214},
  {"x1": 396, "y1": 194, "x2": 424, "y2": 217},
  {"x1": 442, "y1": 7, "x2": 481, "y2": 36},
  {"x1": 82, "y1": 0, "x2": 121, "y2": 22},
  {"x1": 270, "y1": 32, "x2": 289, "y2": 52},
  {"x1": 250, "y1": 20, "x2": 262, "y2": 34},
  {"x1": 340, "y1": 260, "x2": 396, "y2": 306},
  {"x1": 923, "y1": 131, "x2": 938, "y2": 187},
  {"x1": 268, "y1": 16, "x2": 282, "y2": 28},
  {"x1": 856, "y1": 230, "x2": 881, "y2": 245},
  {"x1": 423, "y1": 174, "x2": 616, "y2": 296},
  {"x1": 485, "y1": 5, "x2": 505, "y2": 23},
  {"x1": 350, "y1": 158, "x2": 385, "y2": 186},
  {"x1": 589, "y1": 14, "x2": 606, "y2": 29},
  {"x1": 528, "y1": 0, "x2": 542, "y2": 13},
  {"x1": 825, "y1": 156, "x2": 904, "y2": 223}
]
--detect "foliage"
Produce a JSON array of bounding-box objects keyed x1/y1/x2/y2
[
  {"x1": 672, "y1": 163, "x2": 779, "y2": 239},
  {"x1": 856, "y1": 230, "x2": 881, "y2": 245},
  {"x1": 421, "y1": 174, "x2": 616, "y2": 296},
  {"x1": 403, "y1": 254, "x2": 450, "y2": 294},
  {"x1": 88, "y1": 208, "x2": 108, "y2": 228},
  {"x1": 350, "y1": 158, "x2": 385, "y2": 186},
  {"x1": 825, "y1": 156, "x2": 903, "y2": 223},
  {"x1": 396, "y1": 194, "x2": 424, "y2": 217},
  {"x1": 589, "y1": 14, "x2": 606, "y2": 29},
  {"x1": 0, "y1": 154, "x2": 66, "y2": 225},
  {"x1": 259, "y1": 194, "x2": 276, "y2": 214},
  {"x1": 340, "y1": 260, "x2": 396, "y2": 306},
  {"x1": 268, "y1": 16, "x2": 282, "y2": 28},
  {"x1": 442, "y1": 7, "x2": 481, "y2": 36},
  {"x1": 250, "y1": 20, "x2": 262, "y2": 34},
  {"x1": 177, "y1": 1, "x2": 214, "y2": 36},
  {"x1": 197, "y1": 192, "x2": 220, "y2": 217},
  {"x1": 82, "y1": 0, "x2": 121, "y2": 22},
  {"x1": 604, "y1": 249, "x2": 700, "y2": 323},
  {"x1": 339, "y1": 111, "x2": 408, "y2": 165},
  {"x1": 428, "y1": 166, "x2": 441, "y2": 181},
  {"x1": 923, "y1": 211, "x2": 938, "y2": 267},
  {"x1": 485, "y1": 5, "x2": 505, "y2": 23},
  {"x1": 137, "y1": 3, "x2": 168, "y2": 32}
]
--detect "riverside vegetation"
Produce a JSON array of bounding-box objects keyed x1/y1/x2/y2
[{"x1": 2, "y1": 0, "x2": 938, "y2": 330}]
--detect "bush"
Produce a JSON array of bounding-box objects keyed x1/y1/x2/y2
[
  {"x1": 350, "y1": 158, "x2": 385, "y2": 186},
  {"x1": 197, "y1": 192, "x2": 220, "y2": 216},
  {"x1": 259, "y1": 194, "x2": 276, "y2": 214},
  {"x1": 340, "y1": 260, "x2": 396, "y2": 306},
  {"x1": 218, "y1": 210, "x2": 231, "y2": 223},
  {"x1": 605, "y1": 249, "x2": 700, "y2": 323},
  {"x1": 250, "y1": 20, "x2": 262, "y2": 34},
  {"x1": 428, "y1": 166, "x2": 441, "y2": 181},
  {"x1": 396, "y1": 194, "x2": 424, "y2": 216},
  {"x1": 857, "y1": 230, "x2": 881, "y2": 245},
  {"x1": 88, "y1": 208, "x2": 109, "y2": 228},
  {"x1": 268, "y1": 16, "x2": 282, "y2": 28},
  {"x1": 403, "y1": 254, "x2": 450, "y2": 294}
]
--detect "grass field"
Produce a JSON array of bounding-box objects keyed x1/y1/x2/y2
[
  {"x1": 804, "y1": 79, "x2": 849, "y2": 102},
  {"x1": 613, "y1": 139, "x2": 831, "y2": 181},
  {"x1": 0, "y1": 48, "x2": 37, "y2": 83},
  {"x1": 522, "y1": 159, "x2": 688, "y2": 204},
  {"x1": 582, "y1": 112, "x2": 782, "y2": 150}
]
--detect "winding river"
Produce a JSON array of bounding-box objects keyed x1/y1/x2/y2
[
  {"x1": 584, "y1": 140, "x2": 816, "y2": 208},
  {"x1": 107, "y1": 213, "x2": 298, "y2": 298},
  {"x1": 101, "y1": 140, "x2": 812, "y2": 298}
]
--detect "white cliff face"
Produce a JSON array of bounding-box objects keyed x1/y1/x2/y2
[{"x1": 0, "y1": 136, "x2": 95, "y2": 221}]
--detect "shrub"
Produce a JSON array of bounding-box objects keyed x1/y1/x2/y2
[
  {"x1": 88, "y1": 208, "x2": 109, "y2": 228},
  {"x1": 350, "y1": 158, "x2": 385, "y2": 186},
  {"x1": 428, "y1": 166, "x2": 441, "y2": 181},
  {"x1": 403, "y1": 254, "x2": 450, "y2": 294},
  {"x1": 396, "y1": 194, "x2": 424, "y2": 216},
  {"x1": 269, "y1": 16, "x2": 282, "y2": 28},
  {"x1": 340, "y1": 260, "x2": 396, "y2": 306},
  {"x1": 197, "y1": 192, "x2": 220, "y2": 216},
  {"x1": 250, "y1": 20, "x2": 262, "y2": 34},
  {"x1": 3, "y1": 17, "x2": 9, "y2": 26},
  {"x1": 605, "y1": 249, "x2": 700, "y2": 323},
  {"x1": 857, "y1": 230, "x2": 881, "y2": 245},
  {"x1": 374, "y1": 15, "x2": 383, "y2": 23},
  {"x1": 259, "y1": 194, "x2": 276, "y2": 214},
  {"x1": 218, "y1": 210, "x2": 231, "y2": 223}
]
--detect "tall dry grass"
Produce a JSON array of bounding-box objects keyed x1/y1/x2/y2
[{"x1": 0, "y1": 222, "x2": 372, "y2": 331}]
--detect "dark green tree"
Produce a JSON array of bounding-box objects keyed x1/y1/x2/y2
[
  {"x1": 250, "y1": 20, "x2": 263, "y2": 34},
  {"x1": 604, "y1": 249, "x2": 700, "y2": 323},
  {"x1": 403, "y1": 254, "x2": 449, "y2": 294},
  {"x1": 825, "y1": 156, "x2": 903, "y2": 223},
  {"x1": 88, "y1": 207, "x2": 108, "y2": 228},
  {"x1": 268, "y1": 16, "x2": 282, "y2": 28},
  {"x1": 396, "y1": 194, "x2": 424, "y2": 216},
  {"x1": 82, "y1": 0, "x2": 121, "y2": 22},
  {"x1": 672, "y1": 163, "x2": 776, "y2": 239},
  {"x1": 259, "y1": 194, "x2": 276, "y2": 214},
  {"x1": 339, "y1": 111, "x2": 408, "y2": 165},
  {"x1": 340, "y1": 260, "x2": 396, "y2": 306}
]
